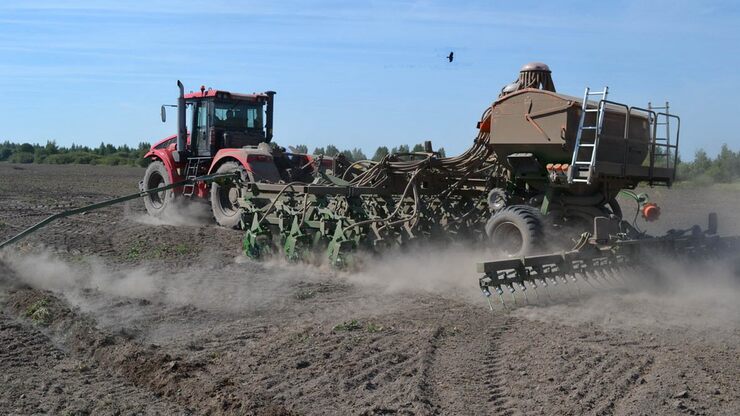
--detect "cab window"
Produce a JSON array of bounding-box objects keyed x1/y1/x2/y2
[{"x1": 214, "y1": 101, "x2": 263, "y2": 131}]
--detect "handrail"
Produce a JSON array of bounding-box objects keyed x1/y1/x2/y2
[
  {"x1": 657, "y1": 112, "x2": 681, "y2": 172},
  {"x1": 629, "y1": 106, "x2": 658, "y2": 182}
]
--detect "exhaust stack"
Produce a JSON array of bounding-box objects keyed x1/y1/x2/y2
[
  {"x1": 175, "y1": 80, "x2": 188, "y2": 162},
  {"x1": 264, "y1": 91, "x2": 276, "y2": 142}
]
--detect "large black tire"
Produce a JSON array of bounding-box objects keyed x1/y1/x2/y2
[
  {"x1": 210, "y1": 161, "x2": 245, "y2": 229},
  {"x1": 485, "y1": 205, "x2": 544, "y2": 257},
  {"x1": 142, "y1": 160, "x2": 174, "y2": 217}
]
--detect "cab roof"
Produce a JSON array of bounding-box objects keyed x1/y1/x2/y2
[{"x1": 183, "y1": 88, "x2": 269, "y2": 101}]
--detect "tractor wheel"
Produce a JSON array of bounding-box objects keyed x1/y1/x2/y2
[
  {"x1": 142, "y1": 160, "x2": 174, "y2": 217},
  {"x1": 485, "y1": 205, "x2": 544, "y2": 257},
  {"x1": 210, "y1": 161, "x2": 245, "y2": 229}
]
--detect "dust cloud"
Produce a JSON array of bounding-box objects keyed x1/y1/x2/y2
[
  {"x1": 2, "y1": 232, "x2": 737, "y2": 335},
  {"x1": 512, "y1": 254, "x2": 740, "y2": 334},
  {"x1": 0, "y1": 250, "x2": 156, "y2": 299},
  {"x1": 347, "y1": 242, "x2": 488, "y2": 300},
  {"x1": 0, "y1": 249, "x2": 327, "y2": 316},
  {"x1": 125, "y1": 200, "x2": 213, "y2": 226}
]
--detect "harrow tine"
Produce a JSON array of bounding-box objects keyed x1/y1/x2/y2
[
  {"x1": 557, "y1": 274, "x2": 574, "y2": 297},
  {"x1": 479, "y1": 280, "x2": 494, "y2": 311},
  {"x1": 593, "y1": 270, "x2": 610, "y2": 287},
  {"x1": 578, "y1": 272, "x2": 596, "y2": 290},
  {"x1": 517, "y1": 282, "x2": 529, "y2": 305},
  {"x1": 563, "y1": 275, "x2": 579, "y2": 299},
  {"x1": 543, "y1": 280, "x2": 553, "y2": 300},
  {"x1": 597, "y1": 270, "x2": 615, "y2": 288},
  {"x1": 585, "y1": 271, "x2": 604, "y2": 288},
  {"x1": 593, "y1": 269, "x2": 608, "y2": 283},
  {"x1": 530, "y1": 280, "x2": 541, "y2": 303},
  {"x1": 550, "y1": 276, "x2": 568, "y2": 297},
  {"x1": 569, "y1": 275, "x2": 583, "y2": 299},
  {"x1": 485, "y1": 295, "x2": 494, "y2": 311},
  {"x1": 507, "y1": 284, "x2": 518, "y2": 307},
  {"x1": 495, "y1": 285, "x2": 508, "y2": 310},
  {"x1": 608, "y1": 267, "x2": 627, "y2": 286}
]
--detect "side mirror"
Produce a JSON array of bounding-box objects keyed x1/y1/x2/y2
[{"x1": 160, "y1": 105, "x2": 166, "y2": 123}]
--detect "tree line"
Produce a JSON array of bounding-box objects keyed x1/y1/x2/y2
[
  {"x1": 0, "y1": 140, "x2": 151, "y2": 167},
  {"x1": 677, "y1": 144, "x2": 740, "y2": 183},
  {"x1": 0, "y1": 141, "x2": 447, "y2": 166},
  {"x1": 1, "y1": 139, "x2": 737, "y2": 183},
  {"x1": 297, "y1": 143, "x2": 446, "y2": 161}
]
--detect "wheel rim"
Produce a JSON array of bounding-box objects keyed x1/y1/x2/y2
[
  {"x1": 147, "y1": 172, "x2": 166, "y2": 209},
  {"x1": 217, "y1": 184, "x2": 239, "y2": 217},
  {"x1": 491, "y1": 221, "x2": 523, "y2": 255}
]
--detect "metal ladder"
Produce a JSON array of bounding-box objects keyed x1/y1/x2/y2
[
  {"x1": 568, "y1": 87, "x2": 608, "y2": 185},
  {"x1": 648, "y1": 101, "x2": 672, "y2": 174},
  {"x1": 182, "y1": 158, "x2": 206, "y2": 197}
]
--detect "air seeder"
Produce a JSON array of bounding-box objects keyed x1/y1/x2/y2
[{"x1": 168, "y1": 63, "x2": 723, "y2": 270}]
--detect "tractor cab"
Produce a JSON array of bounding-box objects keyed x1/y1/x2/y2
[
  {"x1": 172, "y1": 86, "x2": 275, "y2": 158},
  {"x1": 144, "y1": 81, "x2": 341, "y2": 229}
]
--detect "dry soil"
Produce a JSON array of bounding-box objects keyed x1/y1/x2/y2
[{"x1": 0, "y1": 163, "x2": 738, "y2": 415}]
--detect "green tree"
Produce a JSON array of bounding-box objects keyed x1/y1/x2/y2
[
  {"x1": 350, "y1": 148, "x2": 367, "y2": 161},
  {"x1": 325, "y1": 145, "x2": 340, "y2": 157},
  {"x1": 693, "y1": 149, "x2": 711, "y2": 174},
  {"x1": 372, "y1": 146, "x2": 389, "y2": 161},
  {"x1": 45, "y1": 140, "x2": 59, "y2": 154},
  {"x1": 390, "y1": 144, "x2": 410, "y2": 155}
]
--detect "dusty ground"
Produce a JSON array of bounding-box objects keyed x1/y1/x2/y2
[{"x1": 0, "y1": 163, "x2": 738, "y2": 416}]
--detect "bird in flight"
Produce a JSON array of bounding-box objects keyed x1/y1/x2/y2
[{"x1": 447, "y1": 51, "x2": 454, "y2": 62}]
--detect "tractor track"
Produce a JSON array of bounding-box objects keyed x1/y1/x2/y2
[{"x1": 482, "y1": 314, "x2": 520, "y2": 416}]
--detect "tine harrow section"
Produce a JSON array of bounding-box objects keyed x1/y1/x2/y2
[{"x1": 478, "y1": 232, "x2": 740, "y2": 310}]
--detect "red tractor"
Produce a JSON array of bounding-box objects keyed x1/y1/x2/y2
[{"x1": 140, "y1": 81, "x2": 333, "y2": 228}]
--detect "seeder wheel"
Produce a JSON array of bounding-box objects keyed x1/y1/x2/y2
[{"x1": 485, "y1": 205, "x2": 543, "y2": 257}]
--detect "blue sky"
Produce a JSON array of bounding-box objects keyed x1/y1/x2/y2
[{"x1": 0, "y1": 0, "x2": 738, "y2": 158}]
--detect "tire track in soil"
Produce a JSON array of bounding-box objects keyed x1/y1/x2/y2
[
  {"x1": 3, "y1": 287, "x2": 293, "y2": 415},
  {"x1": 483, "y1": 314, "x2": 520, "y2": 416},
  {"x1": 417, "y1": 306, "x2": 520, "y2": 415},
  {"x1": 594, "y1": 356, "x2": 654, "y2": 415},
  {"x1": 0, "y1": 309, "x2": 185, "y2": 415},
  {"x1": 413, "y1": 325, "x2": 445, "y2": 414}
]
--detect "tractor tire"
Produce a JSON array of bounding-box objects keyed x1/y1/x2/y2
[
  {"x1": 485, "y1": 205, "x2": 544, "y2": 257},
  {"x1": 211, "y1": 161, "x2": 245, "y2": 229},
  {"x1": 142, "y1": 160, "x2": 174, "y2": 217}
]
